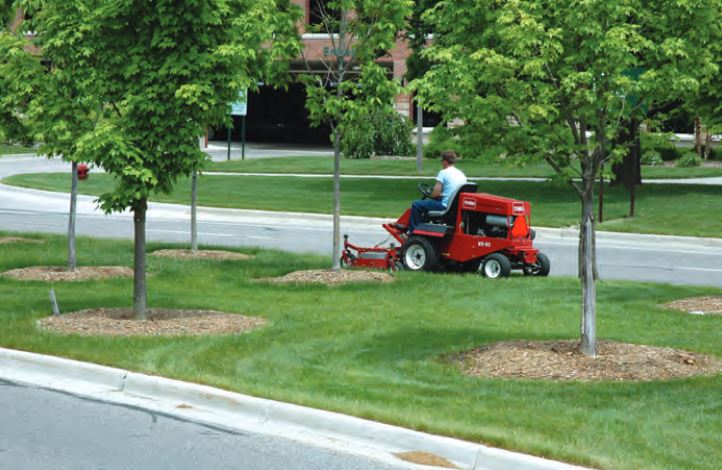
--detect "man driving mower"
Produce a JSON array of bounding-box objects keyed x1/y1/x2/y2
[{"x1": 406, "y1": 150, "x2": 467, "y2": 234}]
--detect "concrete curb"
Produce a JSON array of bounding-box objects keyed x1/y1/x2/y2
[
  {"x1": 538, "y1": 227, "x2": 722, "y2": 250},
  {"x1": 0, "y1": 348, "x2": 591, "y2": 470}
]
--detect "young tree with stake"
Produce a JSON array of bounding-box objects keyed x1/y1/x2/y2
[
  {"x1": 24, "y1": 0, "x2": 299, "y2": 319},
  {"x1": 415, "y1": 0, "x2": 720, "y2": 356},
  {"x1": 301, "y1": 0, "x2": 412, "y2": 270}
]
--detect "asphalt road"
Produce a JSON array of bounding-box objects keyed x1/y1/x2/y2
[
  {"x1": 1, "y1": 153, "x2": 722, "y2": 287},
  {"x1": 0, "y1": 379, "x2": 398, "y2": 470}
]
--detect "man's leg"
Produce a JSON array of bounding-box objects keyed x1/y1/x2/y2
[{"x1": 409, "y1": 199, "x2": 445, "y2": 233}]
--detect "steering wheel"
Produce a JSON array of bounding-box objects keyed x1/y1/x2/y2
[{"x1": 418, "y1": 182, "x2": 434, "y2": 199}]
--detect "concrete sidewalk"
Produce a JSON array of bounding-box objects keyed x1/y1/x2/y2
[{"x1": 0, "y1": 348, "x2": 591, "y2": 470}]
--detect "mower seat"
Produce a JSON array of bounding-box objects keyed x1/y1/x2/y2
[{"x1": 428, "y1": 182, "x2": 477, "y2": 225}]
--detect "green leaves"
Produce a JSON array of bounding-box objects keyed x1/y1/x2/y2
[
  {"x1": 301, "y1": 0, "x2": 412, "y2": 144},
  {"x1": 414, "y1": 0, "x2": 722, "y2": 190},
  {"x1": 4, "y1": 0, "x2": 300, "y2": 213}
]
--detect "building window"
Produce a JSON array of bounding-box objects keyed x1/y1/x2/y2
[{"x1": 309, "y1": 0, "x2": 341, "y2": 31}]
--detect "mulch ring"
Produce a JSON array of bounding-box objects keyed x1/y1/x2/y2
[
  {"x1": 663, "y1": 296, "x2": 722, "y2": 316},
  {"x1": 256, "y1": 269, "x2": 394, "y2": 286},
  {"x1": 38, "y1": 308, "x2": 267, "y2": 337},
  {"x1": 454, "y1": 340, "x2": 722, "y2": 382},
  {"x1": 2, "y1": 266, "x2": 133, "y2": 282},
  {"x1": 150, "y1": 249, "x2": 253, "y2": 261},
  {"x1": 0, "y1": 236, "x2": 44, "y2": 245}
]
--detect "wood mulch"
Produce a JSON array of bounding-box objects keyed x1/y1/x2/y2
[
  {"x1": 454, "y1": 340, "x2": 722, "y2": 382},
  {"x1": 38, "y1": 308, "x2": 266, "y2": 337},
  {"x1": 394, "y1": 451, "x2": 458, "y2": 469},
  {"x1": 0, "y1": 236, "x2": 44, "y2": 245},
  {"x1": 150, "y1": 249, "x2": 253, "y2": 261},
  {"x1": 256, "y1": 269, "x2": 394, "y2": 286},
  {"x1": 3, "y1": 266, "x2": 133, "y2": 282},
  {"x1": 664, "y1": 296, "x2": 722, "y2": 315}
]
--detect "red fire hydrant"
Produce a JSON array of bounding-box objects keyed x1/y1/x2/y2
[{"x1": 77, "y1": 163, "x2": 89, "y2": 180}]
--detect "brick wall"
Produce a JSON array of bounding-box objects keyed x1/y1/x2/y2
[{"x1": 291, "y1": 0, "x2": 413, "y2": 117}]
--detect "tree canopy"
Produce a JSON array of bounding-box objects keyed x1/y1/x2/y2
[
  {"x1": 414, "y1": 0, "x2": 722, "y2": 355},
  {"x1": 9, "y1": 0, "x2": 301, "y2": 317}
]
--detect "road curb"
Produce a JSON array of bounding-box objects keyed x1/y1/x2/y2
[
  {"x1": 0, "y1": 348, "x2": 590, "y2": 470},
  {"x1": 539, "y1": 227, "x2": 722, "y2": 249}
]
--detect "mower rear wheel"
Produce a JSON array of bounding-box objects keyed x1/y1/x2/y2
[
  {"x1": 480, "y1": 253, "x2": 512, "y2": 279},
  {"x1": 402, "y1": 236, "x2": 438, "y2": 272}
]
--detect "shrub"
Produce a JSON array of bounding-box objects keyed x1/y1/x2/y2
[
  {"x1": 341, "y1": 116, "x2": 375, "y2": 159},
  {"x1": 341, "y1": 109, "x2": 413, "y2": 159},
  {"x1": 423, "y1": 125, "x2": 462, "y2": 159},
  {"x1": 676, "y1": 152, "x2": 702, "y2": 167},
  {"x1": 640, "y1": 132, "x2": 681, "y2": 161},
  {"x1": 373, "y1": 111, "x2": 414, "y2": 157},
  {"x1": 641, "y1": 150, "x2": 663, "y2": 166}
]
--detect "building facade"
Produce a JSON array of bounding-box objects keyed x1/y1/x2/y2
[
  {"x1": 233, "y1": 0, "x2": 413, "y2": 144},
  {"x1": 290, "y1": 0, "x2": 413, "y2": 118}
]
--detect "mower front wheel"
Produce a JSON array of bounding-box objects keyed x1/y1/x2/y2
[
  {"x1": 480, "y1": 253, "x2": 511, "y2": 279},
  {"x1": 524, "y1": 252, "x2": 550, "y2": 276},
  {"x1": 340, "y1": 251, "x2": 356, "y2": 268},
  {"x1": 402, "y1": 236, "x2": 438, "y2": 272}
]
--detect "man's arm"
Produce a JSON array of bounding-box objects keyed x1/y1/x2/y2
[{"x1": 430, "y1": 181, "x2": 443, "y2": 199}]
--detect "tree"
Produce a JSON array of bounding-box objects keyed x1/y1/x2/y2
[
  {"x1": 1, "y1": 1, "x2": 18, "y2": 27},
  {"x1": 415, "y1": 0, "x2": 720, "y2": 356},
  {"x1": 25, "y1": 0, "x2": 299, "y2": 319},
  {"x1": 301, "y1": 0, "x2": 413, "y2": 270},
  {"x1": 0, "y1": 25, "x2": 38, "y2": 147},
  {"x1": 687, "y1": 32, "x2": 722, "y2": 160},
  {"x1": 2, "y1": 4, "x2": 115, "y2": 272},
  {"x1": 404, "y1": 0, "x2": 439, "y2": 82}
]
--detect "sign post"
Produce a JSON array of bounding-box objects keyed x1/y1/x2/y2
[{"x1": 230, "y1": 89, "x2": 248, "y2": 161}]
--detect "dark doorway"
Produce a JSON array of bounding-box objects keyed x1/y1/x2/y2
[{"x1": 214, "y1": 82, "x2": 332, "y2": 145}]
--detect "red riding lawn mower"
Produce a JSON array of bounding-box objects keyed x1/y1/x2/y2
[{"x1": 341, "y1": 182, "x2": 550, "y2": 278}]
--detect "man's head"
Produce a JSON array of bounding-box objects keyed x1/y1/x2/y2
[{"x1": 441, "y1": 150, "x2": 457, "y2": 168}]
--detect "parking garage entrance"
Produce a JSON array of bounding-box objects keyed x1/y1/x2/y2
[{"x1": 214, "y1": 82, "x2": 332, "y2": 146}]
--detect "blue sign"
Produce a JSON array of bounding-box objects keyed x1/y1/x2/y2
[{"x1": 231, "y1": 89, "x2": 248, "y2": 116}]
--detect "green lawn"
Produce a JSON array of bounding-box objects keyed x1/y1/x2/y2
[
  {"x1": 5, "y1": 172, "x2": 722, "y2": 238},
  {"x1": 0, "y1": 144, "x2": 35, "y2": 156},
  {"x1": 206, "y1": 156, "x2": 722, "y2": 179},
  {"x1": 0, "y1": 233, "x2": 720, "y2": 470}
]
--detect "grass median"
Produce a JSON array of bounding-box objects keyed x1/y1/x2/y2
[
  {"x1": 206, "y1": 156, "x2": 722, "y2": 179},
  {"x1": 5, "y1": 172, "x2": 722, "y2": 238},
  {"x1": 0, "y1": 144, "x2": 35, "y2": 156},
  {"x1": 1, "y1": 232, "x2": 721, "y2": 470}
]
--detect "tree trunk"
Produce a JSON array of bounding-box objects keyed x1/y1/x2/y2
[
  {"x1": 331, "y1": 128, "x2": 342, "y2": 271},
  {"x1": 331, "y1": 11, "x2": 346, "y2": 272},
  {"x1": 8, "y1": 8, "x2": 24, "y2": 33},
  {"x1": 704, "y1": 130, "x2": 712, "y2": 161},
  {"x1": 416, "y1": 101, "x2": 423, "y2": 174},
  {"x1": 579, "y1": 187, "x2": 597, "y2": 357},
  {"x1": 133, "y1": 199, "x2": 148, "y2": 320},
  {"x1": 694, "y1": 116, "x2": 702, "y2": 157},
  {"x1": 68, "y1": 161, "x2": 78, "y2": 271},
  {"x1": 191, "y1": 168, "x2": 198, "y2": 252}
]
